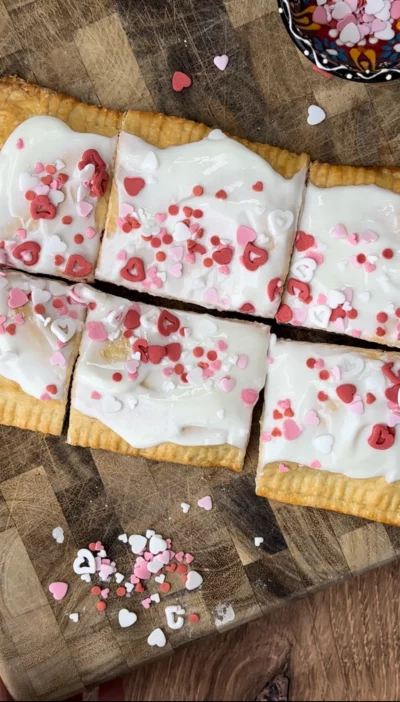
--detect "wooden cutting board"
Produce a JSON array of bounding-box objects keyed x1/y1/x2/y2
[{"x1": 1, "y1": 0, "x2": 400, "y2": 699}]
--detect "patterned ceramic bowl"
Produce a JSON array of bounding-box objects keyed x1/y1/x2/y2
[{"x1": 277, "y1": 0, "x2": 400, "y2": 82}]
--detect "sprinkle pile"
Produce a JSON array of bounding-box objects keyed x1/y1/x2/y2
[{"x1": 312, "y1": 0, "x2": 400, "y2": 48}]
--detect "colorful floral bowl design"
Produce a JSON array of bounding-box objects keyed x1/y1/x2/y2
[{"x1": 277, "y1": 0, "x2": 400, "y2": 82}]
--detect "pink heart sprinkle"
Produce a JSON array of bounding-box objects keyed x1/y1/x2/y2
[
  {"x1": 125, "y1": 359, "x2": 140, "y2": 373},
  {"x1": 219, "y1": 265, "x2": 230, "y2": 275},
  {"x1": 91, "y1": 391, "x2": 101, "y2": 400},
  {"x1": 15, "y1": 138, "x2": 24, "y2": 149},
  {"x1": 304, "y1": 409, "x2": 319, "y2": 426},
  {"x1": 50, "y1": 351, "x2": 65, "y2": 366},
  {"x1": 334, "y1": 318, "x2": 345, "y2": 331},
  {"x1": 217, "y1": 340, "x2": 228, "y2": 351},
  {"x1": 292, "y1": 307, "x2": 307, "y2": 324},
  {"x1": 236, "y1": 225, "x2": 256, "y2": 247},
  {"x1": 163, "y1": 367, "x2": 174, "y2": 376},
  {"x1": 310, "y1": 460, "x2": 321, "y2": 469},
  {"x1": 50, "y1": 179, "x2": 59, "y2": 190},
  {"x1": 147, "y1": 266, "x2": 157, "y2": 279},
  {"x1": 87, "y1": 321, "x2": 108, "y2": 342},
  {"x1": 262, "y1": 431, "x2": 272, "y2": 442},
  {"x1": 277, "y1": 399, "x2": 291, "y2": 410},
  {"x1": 342, "y1": 286, "x2": 353, "y2": 302},
  {"x1": 153, "y1": 276, "x2": 163, "y2": 288},
  {"x1": 170, "y1": 246, "x2": 184, "y2": 261},
  {"x1": 236, "y1": 354, "x2": 248, "y2": 369},
  {"x1": 14, "y1": 314, "x2": 24, "y2": 325},
  {"x1": 49, "y1": 581, "x2": 68, "y2": 601},
  {"x1": 134, "y1": 561, "x2": 151, "y2": 580},
  {"x1": 120, "y1": 203, "x2": 134, "y2": 218},
  {"x1": 77, "y1": 201, "x2": 93, "y2": 218},
  {"x1": 15, "y1": 228, "x2": 26, "y2": 240},
  {"x1": 388, "y1": 413, "x2": 400, "y2": 427},
  {"x1": 190, "y1": 223, "x2": 199, "y2": 234},
  {"x1": 175, "y1": 551, "x2": 184, "y2": 563},
  {"x1": 40, "y1": 393, "x2": 51, "y2": 401},
  {"x1": 361, "y1": 229, "x2": 378, "y2": 243},
  {"x1": 392, "y1": 0, "x2": 400, "y2": 19},
  {"x1": 155, "y1": 212, "x2": 167, "y2": 224},
  {"x1": 278, "y1": 464, "x2": 289, "y2": 473},
  {"x1": 348, "y1": 400, "x2": 364, "y2": 415},
  {"x1": 86, "y1": 227, "x2": 96, "y2": 239},
  {"x1": 144, "y1": 552, "x2": 153, "y2": 561},
  {"x1": 34, "y1": 162, "x2": 44, "y2": 173},
  {"x1": 371, "y1": 18, "x2": 386, "y2": 31},
  {"x1": 317, "y1": 293, "x2": 327, "y2": 305},
  {"x1": 8, "y1": 288, "x2": 28, "y2": 309},
  {"x1": 158, "y1": 550, "x2": 171, "y2": 564},
  {"x1": 307, "y1": 251, "x2": 324, "y2": 265},
  {"x1": 168, "y1": 262, "x2": 183, "y2": 278},
  {"x1": 364, "y1": 262, "x2": 376, "y2": 273},
  {"x1": 117, "y1": 250, "x2": 127, "y2": 261},
  {"x1": 211, "y1": 360, "x2": 221, "y2": 371},
  {"x1": 101, "y1": 588, "x2": 109, "y2": 599},
  {"x1": 185, "y1": 553, "x2": 194, "y2": 564},
  {"x1": 337, "y1": 15, "x2": 355, "y2": 32},
  {"x1": 204, "y1": 287, "x2": 218, "y2": 304},
  {"x1": 219, "y1": 376, "x2": 236, "y2": 393},
  {"x1": 331, "y1": 224, "x2": 348, "y2": 239},
  {"x1": 95, "y1": 541, "x2": 104, "y2": 551},
  {"x1": 198, "y1": 496, "x2": 213, "y2": 511},
  {"x1": 203, "y1": 368, "x2": 214, "y2": 379},
  {"x1": 351, "y1": 329, "x2": 362, "y2": 338},
  {"x1": 141, "y1": 598, "x2": 152, "y2": 609},
  {"x1": 283, "y1": 419, "x2": 302, "y2": 441},
  {"x1": 331, "y1": 365, "x2": 341, "y2": 381},
  {"x1": 185, "y1": 253, "x2": 195, "y2": 264},
  {"x1": 142, "y1": 280, "x2": 152, "y2": 290},
  {"x1": 241, "y1": 388, "x2": 258, "y2": 407},
  {"x1": 348, "y1": 233, "x2": 358, "y2": 246},
  {"x1": 314, "y1": 359, "x2": 324, "y2": 370}
]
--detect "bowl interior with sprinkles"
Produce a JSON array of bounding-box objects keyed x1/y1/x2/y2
[{"x1": 277, "y1": 0, "x2": 400, "y2": 82}]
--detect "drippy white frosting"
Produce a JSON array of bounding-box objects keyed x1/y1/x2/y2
[
  {"x1": 71, "y1": 288, "x2": 270, "y2": 449},
  {"x1": 260, "y1": 335, "x2": 400, "y2": 483},
  {"x1": 0, "y1": 269, "x2": 85, "y2": 401},
  {"x1": 0, "y1": 116, "x2": 117, "y2": 279},
  {"x1": 96, "y1": 130, "x2": 306, "y2": 316},
  {"x1": 281, "y1": 183, "x2": 400, "y2": 344}
]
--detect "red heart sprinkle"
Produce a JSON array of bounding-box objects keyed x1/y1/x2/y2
[
  {"x1": 284, "y1": 408, "x2": 294, "y2": 417},
  {"x1": 165, "y1": 563, "x2": 176, "y2": 573},
  {"x1": 273, "y1": 410, "x2": 282, "y2": 420},
  {"x1": 54, "y1": 255, "x2": 64, "y2": 266},
  {"x1": 64, "y1": 254, "x2": 92, "y2": 278},
  {"x1": 267, "y1": 277, "x2": 281, "y2": 302},
  {"x1": 384, "y1": 384, "x2": 400, "y2": 404},
  {"x1": 91, "y1": 169, "x2": 109, "y2": 197},
  {"x1": 242, "y1": 242, "x2": 268, "y2": 271},
  {"x1": 12, "y1": 241, "x2": 41, "y2": 267},
  {"x1": 30, "y1": 195, "x2": 56, "y2": 220},
  {"x1": 6, "y1": 324, "x2": 16, "y2": 336},
  {"x1": 271, "y1": 427, "x2": 282, "y2": 437},
  {"x1": 365, "y1": 393, "x2": 376, "y2": 404},
  {"x1": 121, "y1": 256, "x2": 146, "y2": 283},
  {"x1": 215, "y1": 189, "x2": 227, "y2": 200},
  {"x1": 287, "y1": 278, "x2": 310, "y2": 302},
  {"x1": 368, "y1": 424, "x2": 395, "y2": 451},
  {"x1": 157, "y1": 310, "x2": 180, "y2": 337},
  {"x1": 276, "y1": 304, "x2": 292, "y2": 324},
  {"x1": 295, "y1": 231, "x2": 315, "y2": 252},
  {"x1": 382, "y1": 362, "x2": 400, "y2": 385},
  {"x1": 78, "y1": 149, "x2": 106, "y2": 172},
  {"x1": 330, "y1": 305, "x2": 346, "y2": 322},
  {"x1": 123, "y1": 177, "x2": 145, "y2": 197},
  {"x1": 212, "y1": 247, "x2": 233, "y2": 265},
  {"x1": 252, "y1": 181, "x2": 264, "y2": 192},
  {"x1": 124, "y1": 309, "x2": 141, "y2": 330},
  {"x1": 239, "y1": 302, "x2": 255, "y2": 314},
  {"x1": 41, "y1": 175, "x2": 52, "y2": 185},
  {"x1": 148, "y1": 345, "x2": 167, "y2": 364},
  {"x1": 132, "y1": 338, "x2": 149, "y2": 363},
  {"x1": 172, "y1": 71, "x2": 192, "y2": 92},
  {"x1": 165, "y1": 342, "x2": 182, "y2": 362},
  {"x1": 135, "y1": 583, "x2": 144, "y2": 593},
  {"x1": 336, "y1": 384, "x2": 357, "y2": 404}
]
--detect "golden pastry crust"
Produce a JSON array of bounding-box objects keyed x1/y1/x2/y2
[
  {"x1": 257, "y1": 341, "x2": 400, "y2": 526},
  {"x1": 0, "y1": 376, "x2": 66, "y2": 435},
  {"x1": 310, "y1": 160, "x2": 400, "y2": 194},
  {"x1": 68, "y1": 408, "x2": 244, "y2": 471},
  {"x1": 256, "y1": 462, "x2": 400, "y2": 527}
]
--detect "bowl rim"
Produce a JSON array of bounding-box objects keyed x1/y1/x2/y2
[{"x1": 276, "y1": 0, "x2": 400, "y2": 83}]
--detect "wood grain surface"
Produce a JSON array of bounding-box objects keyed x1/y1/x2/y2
[{"x1": 0, "y1": 0, "x2": 400, "y2": 700}]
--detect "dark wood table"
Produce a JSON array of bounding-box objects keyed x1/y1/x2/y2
[{"x1": 1, "y1": 0, "x2": 400, "y2": 699}]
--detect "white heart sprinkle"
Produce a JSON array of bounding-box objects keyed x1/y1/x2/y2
[
  {"x1": 50, "y1": 317, "x2": 76, "y2": 343},
  {"x1": 119, "y1": 609, "x2": 137, "y2": 628},
  {"x1": 141, "y1": 151, "x2": 158, "y2": 170},
  {"x1": 77, "y1": 183, "x2": 90, "y2": 202},
  {"x1": 254, "y1": 537, "x2": 264, "y2": 547},
  {"x1": 69, "y1": 613, "x2": 79, "y2": 623},
  {"x1": 291, "y1": 257, "x2": 317, "y2": 283},
  {"x1": 146, "y1": 529, "x2": 155, "y2": 538},
  {"x1": 102, "y1": 395, "x2": 122, "y2": 413},
  {"x1": 79, "y1": 163, "x2": 95, "y2": 181},
  {"x1": 81, "y1": 573, "x2": 91, "y2": 583},
  {"x1": 181, "y1": 502, "x2": 190, "y2": 513},
  {"x1": 340, "y1": 22, "x2": 361, "y2": 44},
  {"x1": 165, "y1": 605, "x2": 185, "y2": 630},
  {"x1": 308, "y1": 304, "x2": 331, "y2": 329},
  {"x1": 73, "y1": 548, "x2": 96, "y2": 575},
  {"x1": 55, "y1": 159, "x2": 66, "y2": 171},
  {"x1": 327, "y1": 289, "x2": 346, "y2": 309},
  {"x1": 115, "y1": 572, "x2": 124, "y2": 584},
  {"x1": 49, "y1": 189, "x2": 65, "y2": 206},
  {"x1": 173, "y1": 222, "x2": 191, "y2": 241},
  {"x1": 150, "y1": 593, "x2": 161, "y2": 604},
  {"x1": 185, "y1": 570, "x2": 203, "y2": 591},
  {"x1": 128, "y1": 398, "x2": 138, "y2": 409},
  {"x1": 338, "y1": 353, "x2": 365, "y2": 377},
  {"x1": 197, "y1": 318, "x2": 218, "y2": 336},
  {"x1": 147, "y1": 628, "x2": 166, "y2": 648},
  {"x1": 312, "y1": 434, "x2": 334, "y2": 455},
  {"x1": 155, "y1": 574, "x2": 166, "y2": 584},
  {"x1": 129, "y1": 534, "x2": 147, "y2": 554},
  {"x1": 52, "y1": 526, "x2": 64, "y2": 544},
  {"x1": 149, "y1": 535, "x2": 167, "y2": 555},
  {"x1": 332, "y1": 1, "x2": 352, "y2": 19},
  {"x1": 19, "y1": 172, "x2": 39, "y2": 192},
  {"x1": 268, "y1": 209, "x2": 294, "y2": 237},
  {"x1": 32, "y1": 288, "x2": 51, "y2": 306},
  {"x1": 359, "y1": 291, "x2": 371, "y2": 303},
  {"x1": 125, "y1": 582, "x2": 134, "y2": 593},
  {"x1": 118, "y1": 533, "x2": 128, "y2": 543},
  {"x1": 147, "y1": 559, "x2": 164, "y2": 574},
  {"x1": 44, "y1": 235, "x2": 67, "y2": 255},
  {"x1": 307, "y1": 105, "x2": 326, "y2": 126}
]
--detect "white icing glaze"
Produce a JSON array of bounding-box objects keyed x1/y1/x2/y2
[
  {"x1": 71, "y1": 288, "x2": 270, "y2": 449},
  {"x1": 0, "y1": 269, "x2": 85, "y2": 401},
  {"x1": 0, "y1": 116, "x2": 117, "y2": 279},
  {"x1": 260, "y1": 335, "x2": 400, "y2": 483},
  {"x1": 96, "y1": 130, "x2": 306, "y2": 316},
  {"x1": 281, "y1": 183, "x2": 400, "y2": 344}
]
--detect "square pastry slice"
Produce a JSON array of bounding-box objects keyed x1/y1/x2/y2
[
  {"x1": 0, "y1": 269, "x2": 86, "y2": 435},
  {"x1": 0, "y1": 116, "x2": 117, "y2": 280},
  {"x1": 257, "y1": 335, "x2": 400, "y2": 526},
  {"x1": 279, "y1": 162, "x2": 400, "y2": 346},
  {"x1": 96, "y1": 118, "x2": 307, "y2": 316},
  {"x1": 68, "y1": 287, "x2": 270, "y2": 470}
]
